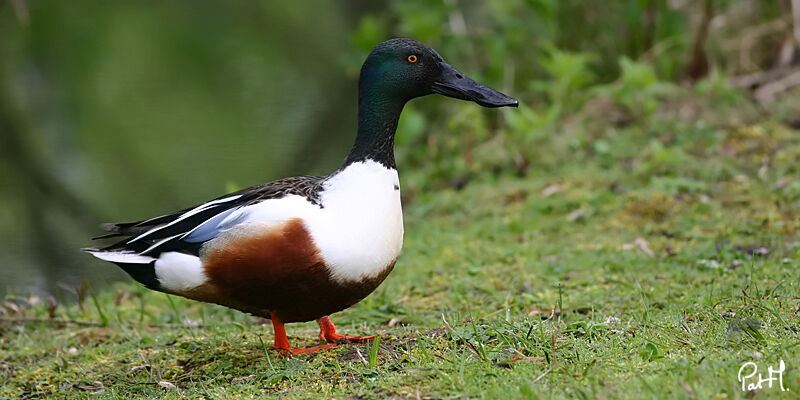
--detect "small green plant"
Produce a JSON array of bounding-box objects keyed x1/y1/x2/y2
[
  {"x1": 368, "y1": 335, "x2": 381, "y2": 369},
  {"x1": 596, "y1": 57, "x2": 677, "y2": 118},
  {"x1": 530, "y1": 47, "x2": 596, "y2": 115}
]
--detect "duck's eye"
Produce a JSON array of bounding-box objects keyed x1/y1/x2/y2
[{"x1": 407, "y1": 54, "x2": 418, "y2": 64}]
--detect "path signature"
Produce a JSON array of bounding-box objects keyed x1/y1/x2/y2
[{"x1": 738, "y1": 360, "x2": 789, "y2": 392}]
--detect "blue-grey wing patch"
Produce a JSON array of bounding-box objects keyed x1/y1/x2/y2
[{"x1": 182, "y1": 208, "x2": 241, "y2": 243}]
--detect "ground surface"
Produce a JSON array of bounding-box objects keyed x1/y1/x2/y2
[{"x1": 2, "y1": 90, "x2": 800, "y2": 399}]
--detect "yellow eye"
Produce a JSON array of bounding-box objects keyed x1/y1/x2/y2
[{"x1": 407, "y1": 54, "x2": 418, "y2": 63}]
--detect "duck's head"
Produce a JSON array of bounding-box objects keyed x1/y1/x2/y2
[{"x1": 360, "y1": 38, "x2": 518, "y2": 108}]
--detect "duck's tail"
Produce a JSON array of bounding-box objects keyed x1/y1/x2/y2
[{"x1": 83, "y1": 247, "x2": 162, "y2": 290}]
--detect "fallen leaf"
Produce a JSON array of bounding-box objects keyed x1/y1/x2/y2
[
  {"x1": 75, "y1": 381, "x2": 104, "y2": 394},
  {"x1": 76, "y1": 281, "x2": 89, "y2": 311},
  {"x1": 541, "y1": 184, "x2": 562, "y2": 197},
  {"x1": 130, "y1": 365, "x2": 151, "y2": 373},
  {"x1": 680, "y1": 382, "x2": 694, "y2": 396},
  {"x1": 567, "y1": 208, "x2": 586, "y2": 222},
  {"x1": 622, "y1": 238, "x2": 654, "y2": 257},
  {"x1": 634, "y1": 238, "x2": 654, "y2": 257},
  {"x1": 734, "y1": 244, "x2": 770, "y2": 257},
  {"x1": 697, "y1": 259, "x2": 721, "y2": 269},
  {"x1": 775, "y1": 177, "x2": 790, "y2": 189},
  {"x1": 4, "y1": 302, "x2": 21, "y2": 315},
  {"x1": 47, "y1": 296, "x2": 57, "y2": 318}
]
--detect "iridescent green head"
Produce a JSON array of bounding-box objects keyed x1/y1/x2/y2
[{"x1": 359, "y1": 38, "x2": 518, "y2": 108}]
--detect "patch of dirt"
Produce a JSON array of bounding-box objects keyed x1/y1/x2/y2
[
  {"x1": 72, "y1": 327, "x2": 115, "y2": 345},
  {"x1": 616, "y1": 193, "x2": 677, "y2": 224}
]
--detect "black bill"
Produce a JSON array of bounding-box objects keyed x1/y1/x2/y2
[{"x1": 431, "y1": 63, "x2": 518, "y2": 108}]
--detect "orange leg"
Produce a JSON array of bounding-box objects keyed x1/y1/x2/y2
[
  {"x1": 269, "y1": 312, "x2": 336, "y2": 355},
  {"x1": 317, "y1": 315, "x2": 376, "y2": 343}
]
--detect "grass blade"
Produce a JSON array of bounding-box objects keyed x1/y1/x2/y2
[{"x1": 368, "y1": 335, "x2": 381, "y2": 369}]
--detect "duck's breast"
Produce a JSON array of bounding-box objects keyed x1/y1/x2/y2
[{"x1": 306, "y1": 160, "x2": 404, "y2": 284}]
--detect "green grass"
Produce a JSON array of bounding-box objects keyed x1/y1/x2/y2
[{"x1": 3, "y1": 91, "x2": 800, "y2": 399}]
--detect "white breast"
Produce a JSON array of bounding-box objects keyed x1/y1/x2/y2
[{"x1": 306, "y1": 160, "x2": 404, "y2": 283}]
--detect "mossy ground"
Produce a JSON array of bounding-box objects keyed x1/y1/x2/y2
[{"x1": 3, "y1": 90, "x2": 800, "y2": 399}]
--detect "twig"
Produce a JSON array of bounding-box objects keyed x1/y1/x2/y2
[
  {"x1": 682, "y1": 299, "x2": 730, "y2": 323},
  {"x1": 20, "y1": 390, "x2": 52, "y2": 400},
  {"x1": 754, "y1": 69, "x2": 800, "y2": 105},
  {"x1": 462, "y1": 340, "x2": 487, "y2": 361},
  {"x1": 685, "y1": 0, "x2": 713, "y2": 81},
  {"x1": 10, "y1": 0, "x2": 29, "y2": 24},
  {"x1": 731, "y1": 67, "x2": 799, "y2": 88},
  {"x1": 792, "y1": 0, "x2": 800, "y2": 45},
  {"x1": 441, "y1": 314, "x2": 453, "y2": 331},
  {"x1": 532, "y1": 365, "x2": 554, "y2": 384},
  {"x1": 541, "y1": 308, "x2": 556, "y2": 323},
  {"x1": 1, "y1": 317, "x2": 103, "y2": 326},
  {"x1": 355, "y1": 348, "x2": 368, "y2": 367},
  {"x1": 0, "y1": 316, "x2": 210, "y2": 328},
  {"x1": 111, "y1": 380, "x2": 159, "y2": 386},
  {"x1": 719, "y1": 18, "x2": 789, "y2": 71}
]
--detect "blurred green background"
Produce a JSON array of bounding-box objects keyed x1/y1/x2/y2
[{"x1": 1, "y1": 0, "x2": 798, "y2": 296}]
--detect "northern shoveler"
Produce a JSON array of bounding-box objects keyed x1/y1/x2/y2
[{"x1": 85, "y1": 38, "x2": 518, "y2": 354}]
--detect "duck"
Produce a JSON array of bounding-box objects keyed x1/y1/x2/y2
[{"x1": 85, "y1": 38, "x2": 518, "y2": 354}]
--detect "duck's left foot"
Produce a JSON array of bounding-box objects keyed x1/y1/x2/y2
[
  {"x1": 269, "y1": 311, "x2": 339, "y2": 356},
  {"x1": 317, "y1": 316, "x2": 376, "y2": 343}
]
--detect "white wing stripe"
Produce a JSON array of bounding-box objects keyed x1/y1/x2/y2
[
  {"x1": 129, "y1": 195, "x2": 243, "y2": 243},
  {"x1": 87, "y1": 250, "x2": 156, "y2": 264},
  {"x1": 141, "y1": 233, "x2": 184, "y2": 255}
]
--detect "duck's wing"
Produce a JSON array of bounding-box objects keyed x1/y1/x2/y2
[{"x1": 85, "y1": 175, "x2": 326, "y2": 262}]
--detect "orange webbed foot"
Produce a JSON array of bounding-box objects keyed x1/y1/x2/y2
[
  {"x1": 317, "y1": 316, "x2": 376, "y2": 343},
  {"x1": 318, "y1": 332, "x2": 377, "y2": 343},
  {"x1": 269, "y1": 311, "x2": 339, "y2": 356}
]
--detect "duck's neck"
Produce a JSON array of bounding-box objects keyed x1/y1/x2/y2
[{"x1": 342, "y1": 91, "x2": 406, "y2": 170}]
